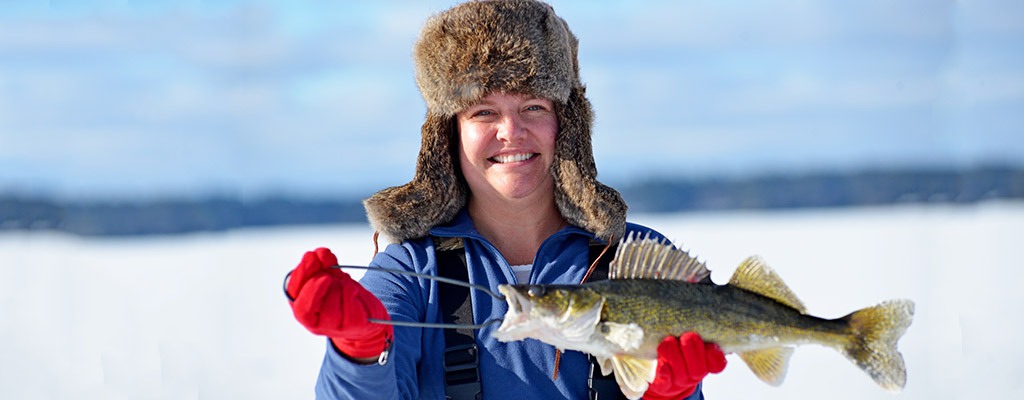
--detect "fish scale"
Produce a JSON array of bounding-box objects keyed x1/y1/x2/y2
[{"x1": 587, "y1": 279, "x2": 851, "y2": 354}]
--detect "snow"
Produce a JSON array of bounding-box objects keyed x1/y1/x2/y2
[{"x1": 2, "y1": 202, "x2": 1021, "y2": 399}]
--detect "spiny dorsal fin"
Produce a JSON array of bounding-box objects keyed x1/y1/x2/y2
[
  {"x1": 609, "y1": 233, "x2": 710, "y2": 283},
  {"x1": 739, "y1": 347, "x2": 794, "y2": 387},
  {"x1": 728, "y1": 256, "x2": 807, "y2": 313}
]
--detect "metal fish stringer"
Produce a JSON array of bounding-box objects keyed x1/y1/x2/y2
[{"x1": 332, "y1": 265, "x2": 505, "y2": 330}]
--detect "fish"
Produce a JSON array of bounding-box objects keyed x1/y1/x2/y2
[{"x1": 492, "y1": 234, "x2": 914, "y2": 399}]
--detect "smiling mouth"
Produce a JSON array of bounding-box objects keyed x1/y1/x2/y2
[{"x1": 489, "y1": 153, "x2": 537, "y2": 164}]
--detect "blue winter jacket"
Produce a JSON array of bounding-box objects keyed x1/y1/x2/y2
[{"x1": 314, "y1": 209, "x2": 705, "y2": 400}]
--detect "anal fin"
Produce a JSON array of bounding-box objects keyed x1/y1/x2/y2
[{"x1": 739, "y1": 347, "x2": 794, "y2": 386}]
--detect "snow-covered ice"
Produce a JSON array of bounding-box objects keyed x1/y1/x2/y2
[{"x1": 1, "y1": 202, "x2": 1021, "y2": 399}]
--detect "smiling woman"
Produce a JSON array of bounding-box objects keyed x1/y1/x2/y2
[{"x1": 282, "y1": 1, "x2": 724, "y2": 399}]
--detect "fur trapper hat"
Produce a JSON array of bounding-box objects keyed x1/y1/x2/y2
[{"x1": 364, "y1": 0, "x2": 627, "y2": 243}]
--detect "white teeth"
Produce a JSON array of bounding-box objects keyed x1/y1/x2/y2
[{"x1": 492, "y1": 153, "x2": 535, "y2": 163}]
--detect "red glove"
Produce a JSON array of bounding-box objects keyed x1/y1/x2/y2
[
  {"x1": 643, "y1": 332, "x2": 727, "y2": 400},
  {"x1": 285, "y1": 247, "x2": 393, "y2": 360}
]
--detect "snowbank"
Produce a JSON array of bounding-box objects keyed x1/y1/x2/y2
[{"x1": 1, "y1": 202, "x2": 1020, "y2": 399}]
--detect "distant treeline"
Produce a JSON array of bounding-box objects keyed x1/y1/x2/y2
[
  {"x1": 624, "y1": 165, "x2": 1024, "y2": 212},
  {"x1": 0, "y1": 197, "x2": 367, "y2": 236},
  {"x1": 2, "y1": 165, "x2": 1022, "y2": 236}
]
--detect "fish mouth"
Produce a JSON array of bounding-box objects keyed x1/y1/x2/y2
[
  {"x1": 494, "y1": 285, "x2": 533, "y2": 341},
  {"x1": 498, "y1": 285, "x2": 532, "y2": 315}
]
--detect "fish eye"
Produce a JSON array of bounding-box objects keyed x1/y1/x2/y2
[{"x1": 527, "y1": 286, "x2": 546, "y2": 297}]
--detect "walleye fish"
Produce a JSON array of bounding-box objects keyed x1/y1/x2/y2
[{"x1": 492, "y1": 235, "x2": 914, "y2": 399}]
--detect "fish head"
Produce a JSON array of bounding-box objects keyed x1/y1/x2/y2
[{"x1": 493, "y1": 284, "x2": 605, "y2": 350}]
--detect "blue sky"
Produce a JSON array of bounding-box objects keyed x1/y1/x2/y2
[{"x1": 1, "y1": 0, "x2": 1022, "y2": 199}]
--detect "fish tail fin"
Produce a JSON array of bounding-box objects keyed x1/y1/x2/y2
[{"x1": 841, "y1": 299, "x2": 915, "y2": 392}]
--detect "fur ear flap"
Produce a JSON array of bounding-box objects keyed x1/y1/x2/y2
[
  {"x1": 553, "y1": 87, "x2": 627, "y2": 242},
  {"x1": 364, "y1": 113, "x2": 467, "y2": 243}
]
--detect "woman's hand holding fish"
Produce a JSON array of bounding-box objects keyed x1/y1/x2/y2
[
  {"x1": 285, "y1": 247, "x2": 393, "y2": 362},
  {"x1": 643, "y1": 332, "x2": 726, "y2": 399}
]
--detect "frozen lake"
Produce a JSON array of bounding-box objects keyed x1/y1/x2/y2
[{"x1": 2, "y1": 202, "x2": 1021, "y2": 399}]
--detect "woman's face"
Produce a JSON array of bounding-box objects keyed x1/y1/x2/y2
[{"x1": 457, "y1": 92, "x2": 558, "y2": 205}]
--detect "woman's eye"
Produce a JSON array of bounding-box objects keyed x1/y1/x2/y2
[
  {"x1": 525, "y1": 105, "x2": 544, "y2": 111},
  {"x1": 474, "y1": 110, "x2": 493, "y2": 117}
]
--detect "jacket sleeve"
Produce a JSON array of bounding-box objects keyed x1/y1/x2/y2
[
  {"x1": 313, "y1": 242, "x2": 431, "y2": 399},
  {"x1": 686, "y1": 383, "x2": 706, "y2": 400},
  {"x1": 315, "y1": 340, "x2": 398, "y2": 399}
]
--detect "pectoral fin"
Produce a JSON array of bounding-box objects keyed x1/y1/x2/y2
[
  {"x1": 610, "y1": 355, "x2": 658, "y2": 400},
  {"x1": 739, "y1": 347, "x2": 794, "y2": 386},
  {"x1": 601, "y1": 322, "x2": 646, "y2": 352}
]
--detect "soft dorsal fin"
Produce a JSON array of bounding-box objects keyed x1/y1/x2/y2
[
  {"x1": 728, "y1": 256, "x2": 807, "y2": 313},
  {"x1": 609, "y1": 233, "x2": 710, "y2": 283}
]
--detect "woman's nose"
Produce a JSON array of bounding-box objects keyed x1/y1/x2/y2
[{"x1": 495, "y1": 114, "x2": 526, "y2": 142}]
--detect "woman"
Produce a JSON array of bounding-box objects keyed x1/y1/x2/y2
[{"x1": 285, "y1": 1, "x2": 724, "y2": 399}]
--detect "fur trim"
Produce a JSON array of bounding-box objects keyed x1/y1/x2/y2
[
  {"x1": 413, "y1": 0, "x2": 575, "y2": 115},
  {"x1": 363, "y1": 113, "x2": 466, "y2": 243},
  {"x1": 364, "y1": 0, "x2": 626, "y2": 243}
]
